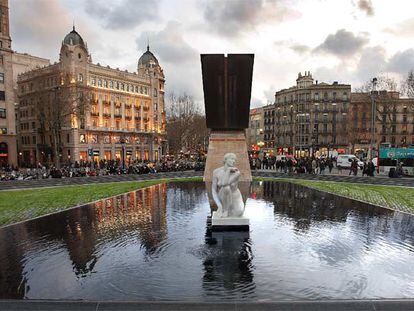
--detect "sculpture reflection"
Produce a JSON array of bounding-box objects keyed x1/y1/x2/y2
[{"x1": 202, "y1": 229, "x2": 255, "y2": 299}]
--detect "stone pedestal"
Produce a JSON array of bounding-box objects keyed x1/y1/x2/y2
[
  {"x1": 203, "y1": 131, "x2": 252, "y2": 182},
  {"x1": 211, "y1": 212, "x2": 250, "y2": 231}
]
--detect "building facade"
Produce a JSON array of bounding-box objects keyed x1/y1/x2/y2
[
  {"x1": 0, "y1": 0, "x2": 50, "y2": 167},
  {"x1": 17, "y1": 27, "x2": 166, "y2": 166},
  {"x1": 350, "y1": 91, "x2": 414, "y2": 155},
  {"x1": 263, "y1": 104, "x2": 275, "y2": 154},
  {"x1": 247, "y1": 107, "x2": 264, "y2": 152},
  {"x1": 274, "y1": 71, "x2": 351, "y2": 157}
]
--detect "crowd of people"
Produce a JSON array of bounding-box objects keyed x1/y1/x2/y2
[
  {"x1": 0, "y1": 158, "x2": 205, "y2": 181},
  {"x1": 250, "y1": 155, "x2": 378, "y2": 176}
]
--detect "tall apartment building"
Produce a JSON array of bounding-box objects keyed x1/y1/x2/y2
[
  {"x1": 17, "y1": 27, "x2": 166, "y2": 166},
  {"x1": 247, "y1": 107, "x2": 264, "y2": 151},
  {"x1": 274, "y1": 71, "x2": 351, "y2": 157},
  {"x1": 263, "y1": 104, "x2": 275, "y2": 154},
  {"x1": 350, "y1": 91, "x2": 414, "y2": 154},
  {"x1": 0, "y1": 0, "x2": 49, "y2": 167}
]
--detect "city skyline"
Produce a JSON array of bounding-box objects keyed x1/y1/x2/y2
[{"x1": 10, "y1": 0, "x2": 414, "y2": 107}]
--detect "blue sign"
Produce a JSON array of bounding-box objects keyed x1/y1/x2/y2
[
  {"x1": 88, "y1": 148, "x2": 93, "y2": 157},
  {"x1": 380, "y1": 148, "x2": 414, "y2": 159}
]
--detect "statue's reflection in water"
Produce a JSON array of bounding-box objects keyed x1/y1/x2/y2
[{"x1": 202, "y1": 228, "x2": 255, "y2": 300}]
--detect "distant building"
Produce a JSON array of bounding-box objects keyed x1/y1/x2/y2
[
  {"x1": 247, "y1": 107, "x2": 264, "y2": 153},
  {"x1": 263, "y1": 104, "x2": 275, "y2": 154},
  {"x1": 274, "y1": 71, "x2": 351, "y2": 157},
  {"x1": 17, "y1": 26, "x2": 166, "y2": 166},
  {"x1": 350, "y1": 91, "x2": 414, "y2": 156},
  {"x1": 0, "y1": 0, "x2": 50, "y2": 167}
]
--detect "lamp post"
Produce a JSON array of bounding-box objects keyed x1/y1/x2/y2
[
  {"x1": 370, "y1": 77, "x2": 377, "y2": 159},
  {"x1": 120, "y1": 136, "x2": 126, "y2": 171}
]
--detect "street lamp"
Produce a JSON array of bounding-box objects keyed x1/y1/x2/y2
[
  {"x1": 120, "y1": 136, "x2": 126, "y2": 171},
  {"x1": 370, "y1": 77, "x2": 377, "y2": 159}
]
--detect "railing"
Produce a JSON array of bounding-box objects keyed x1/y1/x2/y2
[{"x1": 103, "y1": 113, "x2": 111, "y2": 118}]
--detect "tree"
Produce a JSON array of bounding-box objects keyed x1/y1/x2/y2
[
  {"x1": 165, "y1": 92, "x2": 209, "y2": 155},
  {"x1": 402, "y1": 70, "x2": 414, "y2": 99},
  {"x1": 37, "y1": 84, "x2": 90, "y2": 168}
]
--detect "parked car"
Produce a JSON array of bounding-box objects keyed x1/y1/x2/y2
[{"x1": 336, "y1": 154, "x2": 364, "y2": 169}]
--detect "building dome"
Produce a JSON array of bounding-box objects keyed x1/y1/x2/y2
[
  {"x1": 63, "y1": 26, "x2": 86, "y2": 47},
  {"x1": 138, "y1": 45, "x2": 159, "y2": 68}
]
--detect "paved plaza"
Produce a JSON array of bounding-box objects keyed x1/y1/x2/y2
[{"x1": 0, "y1": 170, "x2": 413, "y2": 191}]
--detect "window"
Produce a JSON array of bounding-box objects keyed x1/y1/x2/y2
[
  {"x1": 0, "y1": 72, "x2": 4, "y2": 83},
  {"x1": 78, "y1": 53, "x2": 81, "y2": 59},
  {"x1": 0, "y1": 127, "x2": 6, "y2": 134},
  {"x1": 0, "y1": 56, "x2": 3, "y2": 66},
  {"x1": 98, "y1": 79, "x2": 102, "y2": 87},
  {"x1": 109, "y1": 80, "x2": 113, "y2": 88},
  {"x1": 0, "y1": 108, "x2": 5, "y2": 118},
  {"x1": 333, "y1": 92, "x2": 337, "y2": 100},
  {"x1": 32, "y1": 136, "x2": 36, "y2": 144},
  {"x1": 91, "y1": 77, "x2": 96, "y2": 86},
  {"x1": 103, "y1": 80, "x2": 108, "y2": 88},
  {"x1": 79, "y1": 134, "x2": 86, "y2": 143},
  {"x1": 323, "y1": 92, "x2": 328, "y2": 100},
  {"x1": 77, "y1": 73, "x2": 83, "y2": 82},
  {"x1": 314, "y1": 93, "x2": 319, "y2": 101},
  {"x1": 0, "y1": 91, "x2": 5, "y2": 101}
]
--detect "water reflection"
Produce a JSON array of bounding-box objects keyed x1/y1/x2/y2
[
  {"x1": 0, "y1": 181, "x2": 414, "y2": 300},
  {"x1": 203, "y1": 230, "x2": 255, "y2": 300}
]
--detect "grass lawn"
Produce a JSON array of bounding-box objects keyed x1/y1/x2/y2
[
  {"x1": 258, "y1": 177, "x2": 414, "y2": 214},
  {"x1": 0, "y1": 177, "x2": 202, "y2": 227},
  {"x1": 2, "y1": 176, "x2": 414, "y2": 228}
]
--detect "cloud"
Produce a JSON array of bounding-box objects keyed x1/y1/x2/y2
[
  {"x1": 136, "y1": 21, "x2": 202, "y2": 101},
  {"x1": 84, "y1": 0, "x2": 159, "y2": 30},
  {"x1": 290, "y1": 44, "x2": 311, "y2": 54},
  {"x1": 387, "y1": 49, "x2": 414, "y2": 74},
  {"x1": 136, "y1": 21, "x2": 198, "y2": 64},
  {"x1": 201, "y1": 0, "x2": 299, "y2": 37},
  {"x1": 357, "y1": 0, "x2": 374, "y2": 16},
  {"x1": 384, "y1": 18, "x2": 414, "y2": 37},
  {"x1": 314, "y1": 29, "x2": 369, "y2": 57},
  {"x1": 355, "y1": 46, "x2": 387, "y2": 81},
  {"x1": 10, "y1": 0, "x2": 72, "y2": 60}
]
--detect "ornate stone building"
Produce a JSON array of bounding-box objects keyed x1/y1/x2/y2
[
  {"x1": 246, "y1": 107, "x2": 264, "y2": 152},
  {"x1": 350, "y1": 91, "x2": 414, "y2": 154},
  {"x1": 0, "y1": 0, "x2": 50, "y2": 167},
  {"x1": 17, "y1": 27, "x2": 166, "y2": 166},
  {"x1": 274, "y1": 71, "x2": 351, "y2": 157}
]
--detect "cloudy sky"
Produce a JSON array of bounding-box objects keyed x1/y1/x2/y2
[{"x1": 9, "y1": 0, "x2": 414, "y2": 107}]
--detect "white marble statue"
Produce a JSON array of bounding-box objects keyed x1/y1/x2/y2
[{"x1": 212, "y1": 153, "x2": 245, "y2": 218}]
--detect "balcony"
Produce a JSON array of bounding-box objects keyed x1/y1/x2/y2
[
  {"x1": 102, "y1": 101, "x2": 110, "y2": 106},
  {"x1": 134, "y1": 116, "x2": 141, "y2": 120},
  {"x1": 114, "y1": 114, "x2": 122, "y2": 118},
  {"x1": 143, "y1": 106, "x2": 150, "y2": 112},
  {"x1": 103, "y1": 113, "x2": 111, "y2": 118},
  {"x1": 125, "y1": 115, "x2": 132, "y2": 121},
  {"x1": 90, "y1": 111, "x2": 99, "y2": 117},
  {"x1": 125, "y1": 103, "x2": 132, "y2": 108}
]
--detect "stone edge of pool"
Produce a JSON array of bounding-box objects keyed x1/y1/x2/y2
[{"x1": 1, "y1": 299, "x2": 414, "y2": 310}]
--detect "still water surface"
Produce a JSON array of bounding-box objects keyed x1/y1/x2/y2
[{"x1": 1, "y1": 181, "x2": 414, "y2": 301}]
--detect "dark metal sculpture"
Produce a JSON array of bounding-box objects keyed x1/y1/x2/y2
[{"x1": 201, "y1": 54, "x2": 254, "y2": 130}]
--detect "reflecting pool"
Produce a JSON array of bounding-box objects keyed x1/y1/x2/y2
[{"x1": 1, "y1": 181, "x2": 414, "y2": 301}]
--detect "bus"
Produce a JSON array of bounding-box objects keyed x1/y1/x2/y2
[{"x1": 377, "y1": 147, "x2": 414, "y2": 176}]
